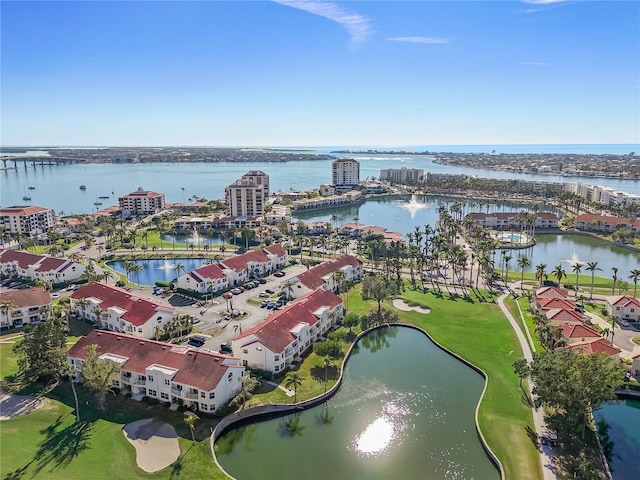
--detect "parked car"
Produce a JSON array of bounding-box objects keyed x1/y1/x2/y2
[
  {"x1": 230, "y1": 288, "x2": 242, "y2": 295},
  {"x1": 258, "y1": 278, "x2": 267, "y2": 284},
  {"x1": 265, "y1": 289, "x2": 274, "y2": 294},
  {"x1": 274, "y1": 271, "x2": 285, "y2": 277},
  {"x1": 193, "y1": 317, "x2": 201, "y2": 324},
  {"x1": 188, "y1": 334, "x2": 206, "y2": 347},
  {"x1": 219, "y1": 343, "x2": 232, "y2": 354}
]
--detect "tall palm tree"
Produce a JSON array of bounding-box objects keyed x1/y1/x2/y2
[
  {"x1": 183, "y1": 413, "x2": 199, "y2": 444},
  {"x1": 629, "y1": 269, "x2": 640, "y2": 298},
  {"x1": 571, "y1": 263, "x2": 583, "y2": 297},
  {"x1": 552, "y1": 264, "x2": 566, "y2": 287},
  {"x1": 517, "y1": 256, "x2": 531, "y2": 293},
  {"x1": 321, "y1": 356, "x2": 335, "y2": 393},
  {"x1": 535, "y1": 263, "x2": 547, "y2": 287},
  {"x1": 284, "y1": 371, "x2": 304, "y2": 403},
  {"x1": 611, "y1": 267, "x2": 619, "y2": 295},
  {"x1": 585, "y1": 262, "x2": 602, "y2": 300}
]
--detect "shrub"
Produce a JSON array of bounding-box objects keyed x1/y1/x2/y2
[
  {"x1": 313, "y1": 339, "x2": 342, "y2": 358},
  {"x1": 155, "y1": 281, "x2": 171, "y2": 287}
]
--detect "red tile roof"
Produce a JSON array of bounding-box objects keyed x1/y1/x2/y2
[
  {"x1": 67, "y1": 330, "x2": 240, "y2": 391},
  {"x1": 0, "y1": 249, "x2": 44, "y2": 270},
  {"x1": 537, "y1": 298, "x2": 576, "y2": 311},
  {"x1": 567, "y1": 338, "x2": 620, "y2": 357},
  {"x1": 235, "y1": 289, "x2": 341, "y2": 353},
  {"x1": 191, "y1": 263, "x2": 227, "y2": 280},
  {"x1": 546, "y1": 308, "x2": 584, "y2": 324},
  {"x1": 71, "y1": 282, "x2": 173, "y2": 327},
  {"x1": 35, "y1": 257, "x2": 68, "y2": 273},
  {"x1": 1, "y1": 287, "x2": 51, "y2": 309},
  {"x1": 561, "y1": 324, "x2": 602, "y2": 340},
  {"x1": 264, "y1": 244, "x2": 287, "y2": 257},
  {"x1": 535, "y1": 286, "x2": 569, "y2": 299},
  {"x1": 607, "y1": 295, "x2": 640, "y2": 308},
  {"x1": 575, "y1": 214, "x2": 640, "y2": 228},
  {"x1": 296, "y1": 255, "x2": 362, "y2": 290},
  {"x1": 0, "y1": 205, "x2": 51, "y2": 215}
]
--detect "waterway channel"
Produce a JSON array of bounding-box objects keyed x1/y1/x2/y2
[
  {"x1": 214, "y1": 326, "x2": 500, "y2": 480},
  {"x1": 594, "y1": 399, "x2": 640, "y2": 480}
]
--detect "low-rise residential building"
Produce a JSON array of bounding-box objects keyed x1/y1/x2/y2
[
  {"x1": 285, "y1": 255, "x2": 363, "y2": 299},
  {"x1": 535, "y1": 286, "x2": 569, "y2": 300},
  {"x1": 292, "y1": 191, "x2": 363, "y2": 211},
  {"x1": 263, "y1": 205, "x2": 291, "y2": 225},
  {"x1": 0, "y1": 205, "x2": 56, "y2": 236},
  {"x1": 467, "y1": 212, "x2": 559, "y2": 229},
  {"x1": 560, "y1": 324, "x2": 602, "y2": 345},
  {"x1": 0, "y1": 249, "x2": 86, "y2": 284},
  {"x1": 231, "y1": 289, "x2": 343, "y2": 374},
  {"x1": 67, "y1": 330, "x2": 244, "y2": 412},
  {"x1": 176, "y1": 245, "x2": 288, "y2": 293},
  {"x1": 0, "y1": 287, "x2": 52, "y2": 329},
  {"x1": 534, "y1": 297, "x2": 575, "y2": 314},
  {"x1": 70, "y1": 282, "x2": 175, "y2": 339},
  {"x1": 566, "y1": 338, "x2": 621, "y2": 361},
  {"x1": 545, "y1": 308, "x2": 584, "y2": 326},
  {"x1": 379, "y1": 167, "x2": 424, "y2": 183},
  {"x1": 574, "y1": 214, "x2": 640, "y2": 234},
  {"x1": 118, "y1": 188, "x2": 166, "y2": 217},
  {"x1": 605, "y1": 295, "x2": 640, "y2": 322},
  {"x1": 632, "y1": 352, "x2": 640, "y2": 378}
]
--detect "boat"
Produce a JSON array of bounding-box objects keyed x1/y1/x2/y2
[
  {"x1": 28, "y1": 186, "x2": 35, "y2": 190},
  {"x1": 80, "y1": 185, "x2": 86, "y2": 190},
  {"x1": 22, "y1": 186, "x2": 32, "y2": 201},
  {"x1": 98, "y1": 195, "x2": 110, "y2": 199},
  {"x1": 94, "y1": 202, "x2": 103, "y2": 206}
]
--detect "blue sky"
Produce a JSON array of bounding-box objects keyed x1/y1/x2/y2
[{"x1": 2, "y1": 0, "x2": 639, "y2": 147}]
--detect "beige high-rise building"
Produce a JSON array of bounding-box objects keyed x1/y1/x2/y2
[
  {"x1": 241, "y1": 170, "x2": 269, "y2": 201},
  {"x1": 0, "y1": 205, "x2": 56, "y2": 236},
  {"x1": 225, "y1": 174, "x2": 266, "y2": 217},
  {"x1": 332, "y1": 159, "x2": 360, "y2": 192},
  {"x1": 118, "y1": 188, "x2": 165, "y2": 216}
]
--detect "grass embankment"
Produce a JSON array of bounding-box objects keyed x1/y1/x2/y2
[{"x1": 511, "y1": 296, "x2": 542, "y2": 352}]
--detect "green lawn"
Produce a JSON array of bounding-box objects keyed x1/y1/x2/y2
[{"x1": 512, "y1": 296, "x2": 543, "y2": 352}]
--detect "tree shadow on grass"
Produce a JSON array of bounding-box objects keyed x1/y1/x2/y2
[{"x1": 31, "y1": 420, "x2": 94, "y2": 475}]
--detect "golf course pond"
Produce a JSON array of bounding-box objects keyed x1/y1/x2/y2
[{"x1": 214, "y1": 326, "x2": 500, "y2": 480}]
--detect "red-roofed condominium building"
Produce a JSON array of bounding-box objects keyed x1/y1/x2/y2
[
  {"x1": 0, "y1": 249, "x2": 86, "y2": 284},
  {"x1": 286, "y1": 254, "x2": 363, "y2": 300},
  {"x1": 118, "y1": 188, "x2": 165, "y2": 217},
  {"x1": 231, "y1": 289, "x2": 343, "y2": 374},
  {"x1": 0, "y1": 287, "x2": 52, "y2": 329},
  {"x1": 566, "y1": 338, "x2": 621, "y2": 361},
  {"x1": 605, "y1": 295, "x2": 640, "y2": 322},
  {"x1": 71, "y1": 282, "x2": 175, "y2": 339},
  {"x1": 0, "y1": 205, "x2": 56, "y2": 236},
  {"x1": 67, "y1": 330, "x2": 244, "y2": 412}
]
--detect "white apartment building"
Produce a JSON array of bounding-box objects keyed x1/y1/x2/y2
[
  {"x1": 606, "y1": 295, "x2": 640, "y2": 322},
  {"x1": 241, "y1": 170, "x2": 270, "y2": 201},
  {"x1": 0, "y1": 287, "x2": 52, "y2": 329},
  {"x1": 225, "y1": 178, "x2": 265, "y2": 217},
  {"x1": 285, "y1": 255, "x2": 364, "y2": 299},
  {"x1": 232, "y1": 289, "x2": 343, "y2": 374},
  {"x1": 332, "y1": 159, "x2": 360, "y2": 192},
  {"x1": 118, "y1": 188, "x2": 166, "y2": 216},
  {"x1": 379, "y1": 167, "x2": 425, "y2": 183},
  {"x1": 70, "y1": 282, "x2": 175, "y2": 339},
  {"x1": 0, "y1": 205, "x2": 56, "y2": 236},
  {"x1": 67, "y1": 330, "x2": 244, "y2": 413},
  {"x1": 0, "y1": 249, "x2": 86, "y2": 284},
  {"x1": 574, "y1": 182, "x2": 640, "y2": 207}
]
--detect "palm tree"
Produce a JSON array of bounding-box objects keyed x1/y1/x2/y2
[
  {"x1": 175, "y1": 262, "x2": 186, "y2": 279},
  {"x1": 0, "y1": 299, "x2": 16, "y2": 325},
  {"x1": 552, "y1": 264, "x2": 566, "y2": 287},
  {"x1": 321, "y1": 355, "x2": 335, "y2": 393},
  {"x1": 183, "y1": 413, "x2": 199, "y2": 444},
  {"x1": 611, "y1": 267, "x2": 619, "y2": 295},
  {"x1": 629, "y1": 268, "x2": 640, "y2": 297},
  {"x1": 284, "y1": 371, "x2": 304, "y2": 403},
  {"x1": 571, "y1": 263, "x2": 583, "y2": 297},
  {"x1": 503, "y1": 254, "x2": 512, "y2": 285},
  {"x1": 517, "y1": 256, "x2": 531, "y2": 293},
  {"x1": 535, "y1": 263, "x2": 547, "y2": 287},
  {"x1": 585, "y1": 262, "x2": 602, "y2": 300}
]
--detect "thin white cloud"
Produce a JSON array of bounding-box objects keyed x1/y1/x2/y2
[
  {"x1": 273, "y1": 0, "x2": 372, "y2": 47},
  {"x1": 387, "y1": 36, "x2": 449, "y2": 45},
  {"x1": 519, "y1": 61, "x2": 549, "y2": 66}
]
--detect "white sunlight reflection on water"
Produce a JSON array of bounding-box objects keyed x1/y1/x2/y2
[{"x1": 354, "y1": 416, "x2": 394, "y2": 456}]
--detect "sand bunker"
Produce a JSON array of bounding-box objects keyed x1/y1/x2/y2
[
  {"x1": 124, "y1": 418, "x2": 180, "y2": 472},
  {"x1": 0, "y1": 388, "x2": 42, "y2": 420},
  {"x1": 392, "y1": 299, "x2": 431, "y2": 314}
]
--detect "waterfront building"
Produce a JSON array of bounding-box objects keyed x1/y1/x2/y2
[
  {"x1": 319, "y1": 184, "x2": 336, "y2": 196},
  {"x1": 605, "y1": 295, "x2": 640, "y2": 322},
  {"x1": 574, "y1": 182, "x2": 640, "y2": 207},
  {"x1": 574, "y1": 214, "x2": 640, "y2": 234},
  {"x1": 332, "y1": 158, "x2": 360, "y2": 192},
  {"x1": 70, "y1": 282, "x2": 175, "y2": 339},
  {"x1": 241, "y1": 170, "x2": 270, "y2": 201},
  {"x1": 67, "y1": 330, "x2": 244, "y2": 412},
  {"x1": 231, "y1": 289, "x2": 343, "y2": 374},
  {"x1": 534, "y1": 297, "x2": 575, "y2": 314},
  {"x1": 284, "y1": 254, "x2": 363, "y2": 300},
  {"x1": 467, "y1": 212, "x2": 559, "y2": 229},
  {"x1": 0, "y1": 287, "x2": 52, "y2": 329},
  {"x1": 118, "y1": 188, "x2": 166, "y2": 217},
  {"x1": 337, "y1": 223, "x2": 403, "y2": 243},
  {"x1": 291, "y1": 191, "x2": 363, "y2": 211},
  {"x1": 263, "y1": 204, "x2": 291, "y2": 225},
  {"x1": 379, "y1": 167, "x2": 424, "y2": 183},
  {"x1": 0, "y1": 249, "x2": 85, "y2": 284},
  {"x1": 0, "y1": 205, "x2": 56, "y2": 237},
  {"x1": 545, "y1": 308, "x2": 584, "y2": 326},
  {"x1": 225, "y1": 177, "x2": 265, "y2": 217},
  {"x1": 176, "y1": 245, "x2": 287, "y2": 293},
  {"x1": 632, "y1": 353, "x2": 640, "y2": 378}
]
